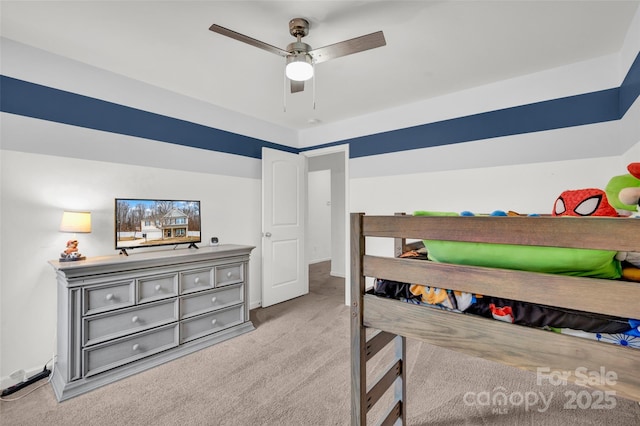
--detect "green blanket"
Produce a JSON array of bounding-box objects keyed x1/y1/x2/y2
[{"x1": 414, "y1": 211, "x2": 622, "y2": 279}]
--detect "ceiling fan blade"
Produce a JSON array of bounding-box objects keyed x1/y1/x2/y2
[
  {"x1": 290, "y1": 80, "x2": 305, "y2": 93},
  {"x1": 209, "y1": 24, "x2": 289, "y2": 58},
  {"x1": 308, "y1": 31, "x2": 386, "y2": 64}
]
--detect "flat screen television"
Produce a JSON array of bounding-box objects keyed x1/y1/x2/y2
[{"x1": 115, "y1": 198, "x2": 201, "y2": 254}]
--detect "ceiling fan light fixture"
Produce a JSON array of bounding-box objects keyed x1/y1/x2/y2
[
  {"x1": 286, "y1": 54, "x2": 313, "y2": 81},
  {"x1": 210, "y1": 18, "x2": 386, "y2": 94}
]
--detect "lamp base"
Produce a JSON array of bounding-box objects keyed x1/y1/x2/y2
[
  {"x1": 59, "y1": 256, "x2": 86, "y2": 262},
  {"x1": 60, "y1": 239, "x2": 83, "y2": 261}
]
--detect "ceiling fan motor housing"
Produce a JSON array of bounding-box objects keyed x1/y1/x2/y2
[
  {"x1": 287, "y1": 41, "x2": 311, "y2": 54},
  {"x1": 289, "y1": 18, "x2": 310, "y2": 39}
]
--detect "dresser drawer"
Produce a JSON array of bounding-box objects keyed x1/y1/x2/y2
[
  {"x1": 180, "y1": 268, "x2": 214, "y2": 294},
  {"x1": 180, "y1": 304, "x2": 244, "y2": 344},
  {"x1": 215, "y1": 263, "x2": 243, "y2": 287},
  {"x1": 180, "y1": 284, "x2": 243, "y2": 319},
  {"x1": 83, "y1": 281, "x2": 135, "y2": 316},
  {"x1": 83, "y1": 299, "x2": 178, "y2": 346},
  {"x1": 83, "y1": 324, "x2": 178, "y2": 377},
  {"x1": 137, "y1": 273, "x2": 178, "y2": 304}
]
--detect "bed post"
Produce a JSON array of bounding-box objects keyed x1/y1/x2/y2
[
  {"x1": 351, "y1": 212, "x2": 367, "y2": 425},
  {"x1": 394, "y1": 212, "x2": 406, "y2": 258},
  {"x1": 351, "y1": 212, "x2": 408, "y2": 425},
  {"x1": 393, "y1": 213, "x2": 407, "y2": 425}
]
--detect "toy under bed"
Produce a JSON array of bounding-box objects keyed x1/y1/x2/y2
[
  {"x1": 372, "y1": 276, "x2": 639, "y2": 349},
  {"x1": 371, "y1": 210, "x2": 640, "y2": 349}
]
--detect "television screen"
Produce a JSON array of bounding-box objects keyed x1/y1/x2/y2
[{"x1": 115, "y1": 198, "x2": 201, "y2": 252}]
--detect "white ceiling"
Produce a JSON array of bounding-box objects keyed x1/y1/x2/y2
[{"x1": 1, "y1": 1, "x2": 639, "y2": 131}]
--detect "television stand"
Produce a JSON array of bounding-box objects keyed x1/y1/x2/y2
[
  {"x1": 119, "y1": 248, "x2": 129, "y2": 256},
  {"x1": 48, "y1": 244, "x2": 254, "y2": 401},
  {"x1": 188, "y1": 242, "x2": 199, "y2": 249}
]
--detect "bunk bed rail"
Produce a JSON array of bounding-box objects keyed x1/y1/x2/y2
[{"x1": 351, "y1": 212, "x2": 640, "y2": 425}]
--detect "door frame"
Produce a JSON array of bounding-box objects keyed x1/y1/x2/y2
[{"x1": 301, "y1": 144, "x2": 350, "y2": 305}]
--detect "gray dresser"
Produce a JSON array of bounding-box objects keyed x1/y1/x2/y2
[{"x1": 49, "y1": 244, "x2": 254, "y2": 401}]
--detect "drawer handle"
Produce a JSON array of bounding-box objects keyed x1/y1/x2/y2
[
  {"x1": 132, "y1": 343, "x2": 140, "y2": 351},
  {"x1": 194, "y1": 277, "x2": 200, "y2": 284},
  {"x1": 154, "y1": 284, "x2": 161, "y2": 291},
  {"x1": 211, "y1": 297, "x2": 217, "y2": 304},
  {"x1": 105, "y1": 293, "x2": 114, "y2": 301},
  {"x1": 131, "y1": 316, "x2": 139, "y2": 323},
  {"x1": 211, "y1": 319, "x2": 217, "y2": 326},
  {"x1": 226, "y1": 272, "x2": 232, "y2": 278}
]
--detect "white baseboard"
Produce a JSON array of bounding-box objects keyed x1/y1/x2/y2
[{"x1": 308, "y1": 258, "x2": 331, "y2": 264}]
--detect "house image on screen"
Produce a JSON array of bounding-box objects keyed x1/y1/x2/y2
[{"x1": 141, "y1": 208, "x2": 188, "y2": 240}]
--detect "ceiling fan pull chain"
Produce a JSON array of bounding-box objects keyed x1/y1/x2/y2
[
  {"x1": 312, "y1": 63, "x2": 316, "y2": 110},
  {"x1": 283, "y1": 70, "x2": 287, "y2": 112}
]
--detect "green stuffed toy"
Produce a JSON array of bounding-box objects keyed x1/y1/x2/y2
[
  {"x1": 605, "y1": 162, "x2": 640, "y2": 281},
  {"x1": 605, "y1": 162, "x2": 640, "y2": 216}
]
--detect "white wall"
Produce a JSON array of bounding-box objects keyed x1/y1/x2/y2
[
  {"x1": 349, "y1": 147, "x2": 639, "y2": 266},
  {"x1": 343, "y1": 4, "x2": 640, "y2": 302},
  {"x1": 0, "y1": 37, "x2": 297, "y2": 147},
  {"x1": 1, "y1": 5, "x2": 638, "y2": 390},
  {"x1": 300, "y1": 53, "x2": 622, "y2": 149},
  {"x1": 307, "y1": 169, "x2": 332, "y2": 263},
  {"x1": 0, "y1": 137, "x2": 263, "y2": 388},
  {"x1": 350, "y1": 154, "x2": 636, "y2": 218},
  {"x1": 302, "y1": 5, "x2": 640, "y2": 167},
  {"x1": 622, "y1": 138, "x2": 640, "y2": 164},
  {"x1": 0, "y1": 41, "x2": 274, "y2": 390}
]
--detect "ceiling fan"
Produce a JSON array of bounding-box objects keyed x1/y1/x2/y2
[{"x1": 209, "y1": 18, "x2": 386, "y2": 94}]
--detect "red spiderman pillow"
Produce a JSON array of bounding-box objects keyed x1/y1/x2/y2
[
  {"x1": 552, "y1": 188, "x2": 618, "y2": 217},
  {"x1": 553, "y1": 166, "x2": 640, "y2": 282}
]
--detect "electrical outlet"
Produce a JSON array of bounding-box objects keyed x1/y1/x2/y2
[{"x1": 9, "y1": 369, "x2": 26, "y2": 382}]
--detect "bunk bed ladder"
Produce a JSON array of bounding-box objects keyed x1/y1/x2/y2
[
  {"x1": 351, "y1": 212, "x2": 407, "y2": 425},
  {"x1": 368, "y1": 331, "x2": 407, "y2": 425}
]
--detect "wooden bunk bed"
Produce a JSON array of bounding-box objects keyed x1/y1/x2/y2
[{"x1": 350, "y1": 212, "x2": 640, "y2": 425}]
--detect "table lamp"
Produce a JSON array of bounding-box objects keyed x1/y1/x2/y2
[{"x1": 59, "y1": 211, "x2": 91, "y2": 261}]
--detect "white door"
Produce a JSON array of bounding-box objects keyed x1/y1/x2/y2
[{"x1": 261, "y1": 147, "x2": 308, "y2": 307}]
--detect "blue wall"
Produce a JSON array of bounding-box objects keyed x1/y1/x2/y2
[{"x1": 1, "y1": 52, "x2": 639, "y2": 159}]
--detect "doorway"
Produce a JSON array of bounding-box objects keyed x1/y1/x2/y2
[{"x1": 303, "y1": 145, "x2": 349, "y2": 305}]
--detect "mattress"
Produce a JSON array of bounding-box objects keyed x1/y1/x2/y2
[{"x1": 372, "y1": 278, "x2": 640, "y2": 349}]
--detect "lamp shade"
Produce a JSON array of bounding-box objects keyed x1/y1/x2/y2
[
  {"x1": 286, "y1": 54, "x2": 313, "y2": 81},
  {"x1": 59, "y1": 211, "x2": 92, "y2": 233}
]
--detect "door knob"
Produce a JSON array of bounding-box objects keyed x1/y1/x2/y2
[{"x1": 264, "y1": 232, "x2": 272, "y2": 238}]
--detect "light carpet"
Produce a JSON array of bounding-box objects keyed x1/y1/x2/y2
[{"x1": 1, "y1": 261, "x2": 639, "y2": 425}]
